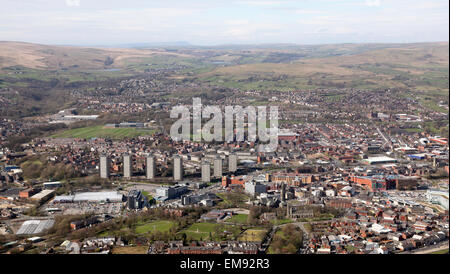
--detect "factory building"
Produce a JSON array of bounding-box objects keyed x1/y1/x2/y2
[
  {"x1": 363, "y1": 156, "x2": 398, "y2": 165},
  {"x1": 43, "y1": 182, "x2": 62, "y2": 189},
  {"x1": 123, "y1": 153, "x2": 132, "y2": 179},
  {"x1": 427, "y1": 189, "x2": 449, "y2": 210},
  {"x1": 201, "y1": 161, "x2": 211, "y2": 183},
  {"x1": 53, "y1": 191, "x2": 124, "y2": 203},
  {"x1": 146, "y1": 154, "x2": 156, "y2": 179},
  {"x1": 214, "y1": 156, "x2": 223, "y2": 178},
  {"x1": 173, "y1": 155, "x2": 183, "y2": 181},
  {"x1": 100, "y1": 155, "x2": 110, "y2": 179}
]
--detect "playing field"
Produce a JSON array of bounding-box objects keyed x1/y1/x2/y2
[
  {"x1": 135, "y1": 220, "x2": 175, "y2": 234},
  {"x1": 51, "y1": 125, "x2": 155, "y2": 139},
  {"x1": 238, "y1": 229, "x2": 268, "y2": 242}
]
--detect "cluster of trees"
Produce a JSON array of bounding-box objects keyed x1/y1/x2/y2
[
  {"x1": 269, "y1": 224, "x2": 303, "y2": 254},
  {"x1": 6, "y1": 123, "x2": 67, "y2": 151},
  {"x1": 63, "y1": 206, "x2": 210, "y2": 245},
  {"x1": 19, "y1": 157, "x2": 81, "y2": 181}
]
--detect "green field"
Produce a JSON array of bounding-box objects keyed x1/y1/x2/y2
[
  {"x1": 141, "y1": 191, "x2": 153, "y2": 201},
  {"x1": 51, "y1": 125, "x2": 155, "y2": 139},
  {"x1": 135, "y1": 220, "x2": 175, "y2": 234},
  {"x1": 227, "y1": 214, "x2": 248, "y2": 224},
  {"x1": 217, "y1": 192, "x2": 250, "y2": 207},
  {"x1": 270, "y1": 219, "x2": 294, "y2": 225},
  {"x1": 179, "y1": 222, "x2": 242, "y2": 241},
  {"x1": 431, "y1": 248, "x2": 449, "y2": 254}
]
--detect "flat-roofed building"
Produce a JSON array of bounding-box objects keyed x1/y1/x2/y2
[
  {"x1": 43, "y1": 181, "x2": 62, "y2": 189},
  {"x1": 16, "y1": 219, "x2": 55, "y2": 235},
  {"x1": 156, "y1": 185, "x2": 188, "y2": 200},
  {"x1": 54, "y1": 191, "x2": 123, "y2": 203},
  {"x1": 244, "y1": 181, "x2": 267, "y2": 196},
  {"x1": 30, "y1": 189, "x2": 55, "y2": 203},
  {"x1": 364, "y1": 156, "x2": 397, "y2": 165}
]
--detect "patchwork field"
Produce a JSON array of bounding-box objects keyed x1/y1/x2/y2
[{"x1": 51, "y1": 125, "x2": 155, "y2": 139}]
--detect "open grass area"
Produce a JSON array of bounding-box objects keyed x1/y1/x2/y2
[
  {"x1": 227, "y1": 214, "x2": 248, "y2": 224},
  {"x1": 51, "y1": 125, "x2": 155, "y2": 139},
  {"x1": 238, "y1": 229, "x2": 268, "y2": 242},
  {"x1": 135, "y1": 220, "x2": 175, "y2": 234},
  {"x1": 270, "y1": 219, "x2": 294, "y2": 226},
  {"x1": 111, "y1": 245, "x2": 149, "y2": 254},
  {"x1": 141, "y1": 191, "x2": 153, "y2": 200},
  {"x1": 298, "y1": 213, "x2": 334, "y2": 222},
  {"x1": 217, "y1": 192, "x2": 250, "y2": 207},
  {"x1": 431, "y1": 248, "x2": 449, "y2": 254},
  {"x1": 179, "y1": 222, "x2": 242, "y2": 241}
]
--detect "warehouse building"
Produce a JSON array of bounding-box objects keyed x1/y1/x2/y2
[
  {"x1": 363, "y1": 156, "x2": 398, "y2": 165},
  {"x1": 53, "y1": 191, "x2": 124, "y2": 203},
  {"x1": 16, "y1": 219, "x2": 55, "y2": 235},
  {"x1": 43, "y1": 181, "x2": 62, "y2": 189},
  {"x1": 30, "y1": 189, "x2": 55, "y2": 204}
]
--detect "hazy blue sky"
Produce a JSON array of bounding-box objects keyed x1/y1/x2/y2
[{"x1": 0, "y1": 0, "x2": 448, "y2": 45}]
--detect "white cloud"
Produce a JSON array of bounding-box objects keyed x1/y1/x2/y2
[
  {"x1": 66, "y1": 0, "x2": 80, "y2": 7},
  {"x1": 234, "y1": 0, "x2": 291, "y2": 6},
  {"x1": 365, "y1": 0, "x2": 381, "y2": 7},
  {"x1": 224, "y1": 20, "x2": 249, "y2": 25}
]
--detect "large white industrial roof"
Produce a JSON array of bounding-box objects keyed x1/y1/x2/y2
[
  {"x1": 16, "y1": 219, "x2": 55, "y2": 235},
  {"x1": 73, "y1": 191, "x2": 123, "y2": 202},
  {"x1": 366, "y1": 156, "x2": 397, "y2": 163},
  {"x1": 54, "y1": 191, "x2": 123, "y2": 202}
]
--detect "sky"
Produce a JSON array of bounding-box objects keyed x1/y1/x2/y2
[{"x1": 0, "y1": 0, "x2": 448, "y2": 46}]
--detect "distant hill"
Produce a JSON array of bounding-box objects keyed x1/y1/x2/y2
[
  {"x1": 0, "y1": 41, "x2": 192, "y2": 70},
  {"x1": 0, "y1": 41, "x2": 448, "y2": 93},
  {"x1": 196, "y1": 42, "x2": 449, "y2": 92}
]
